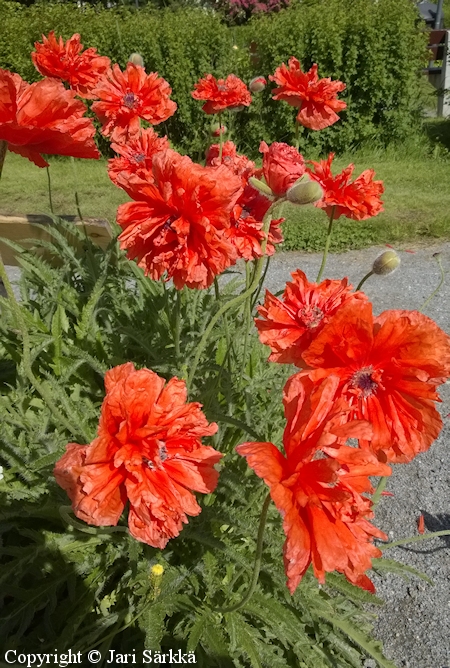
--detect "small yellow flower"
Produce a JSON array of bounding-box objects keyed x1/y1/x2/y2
[{"x1": 151, "y1": 564, "x2": 164, "y2": 577}]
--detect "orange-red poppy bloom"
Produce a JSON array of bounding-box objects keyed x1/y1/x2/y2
[
  {"x1": 0, "y1": 69, "x2": 99, "y2": 168},
  {"x1": 255, "y1": 270, "x2": 367, "y2": 365},
  {"x1": 259, "y1": 141, "x2": 306, "y2": 197},
  {"x1": 54, "y1": 363, "x2": 221, "y2": 548},
  {"x1": 115, "y1": 149, "x2": 242, "y2": 289},
  {"x1": 307, "y1": 153, "x2": 384, "y2": 221},
  {"x1": 108, "y1": 127, "x2": 169, "y2": 186},
  {"x1": 270, "y1": 57, "x2": 347, "y2": 131},
  {"x1": 192, "y1": 73, "x2": 251, "y2": 114},
  {"x1": 237, "y1": 434, "x2": 389, "y2": 593},
  {"x1": 92, "y1": 63, "x2": 177, "y2": 144},
  {"x1": 32, "y1": 31, "x2": 111, "y2": 99},
  {"x1": 299, "y1": 300, "x2": 450, "y2": 463}
]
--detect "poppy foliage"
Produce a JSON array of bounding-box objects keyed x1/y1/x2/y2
[
  {"x1": 54, "y1": 363, "x2": 221, "y2": 548},
  {"x1": 32, "y1": 31, "x2": 111, "y2": 99},
  {"x1": 0, "y1": 69, "x2": 99, "y2": 167}
]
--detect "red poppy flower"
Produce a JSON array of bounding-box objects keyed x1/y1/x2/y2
[
  {"x1": 255, "y1": 270, "x2": 368, "y2": 365},
  {"x1": 115, "y1": 149, "x2": 242, "y2": 289},
  {"x1": 307, "y1": 153, "x2": 384, "y2": 221},
  {"x1": 32, "y1": 31, "x2": 111, "y2": 99},
  {"x1": 298, "y1": 300, "x2": 450, "y2": 463},
  {"x1": 92, "y1": 63, "x2": 177, "y2": 144},
  {"x1": 192, "y1": 74, "x2": 251, "y2": 114},
  {"x1": 270, "y1": 57, "x2": 347, "y2": 131},
  {"x1": 206, "y1": 140, "x2": 256, "y2": 185},
  {"x1": 237, "y1": 436, "x2": 389, "y2": 593},
  {"x1": 108, "y1": 127, "x2": 169, "y2": 186},
  {"x1": 54, "y1": 363, "x2": 221, "y2": 548},
  {"x1": 259, "y1": 141, "x2": 306, "y2": 197},
  {"x1": 0, "y1": 69, "x2": 99, "y2": 168}
]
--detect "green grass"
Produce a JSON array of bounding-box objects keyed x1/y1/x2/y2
[{"x1": 1, "y1": 123, "x2": 450, "y2": 253}]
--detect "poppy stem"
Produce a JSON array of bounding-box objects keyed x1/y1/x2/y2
[
  {"x1": 316, "y1": 205, "x2": 336, "y2": 282},
  {"x1": 218, "y1": 113, "x2": 223, "y2": 162},
  {"x1": 356, "y1": 270, "x2": 375, "y2": 292},
  {"x1": 0, "y1": 252, "x2": 82, "y2": 440},
  {"x1": 241, "y1": 261, "x2": 252, "y2": 376},
  {"x1": 187, "y1": 202, "x2": 279, "y2": 389},
  {"x1": 294, "y1": 119, "x2": 300, "y2": 150},
  {"x1": 420, "y1": 253, "x2": 445, "y2": 311},
  {"x1": 0, "y1": 140, "x2": 7, "y2": 179},
  {"x1": 46, "y1": 166, "x2": 54, "y2": 214},
  {"x1": 71, "y1": 156, "x2": 83, "y2": 221},
  {"x1": 371, "y1": 475, "x2": 388, "y2": 507},
  {"x1": 174, "y1": 288, "x2": 181, "y2": 360},
  {"x1": 213, "y1": 492, "x2": 271, "y2": 613},
  {"x1": 380, "y1": 529, "x2": 450, "y2": 551}
]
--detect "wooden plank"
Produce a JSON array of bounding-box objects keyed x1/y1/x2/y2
[{"x1": 0, "y1": 214, "x2": 114, "y2": 266}]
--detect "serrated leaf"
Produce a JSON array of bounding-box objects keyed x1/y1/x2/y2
[{"x1": 372, "y1": 557, "x2": 433, "y2": 585}]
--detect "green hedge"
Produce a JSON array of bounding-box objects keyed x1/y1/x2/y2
[{"x1": 0, "y1": 0, "x2": 428, "y2": 157}]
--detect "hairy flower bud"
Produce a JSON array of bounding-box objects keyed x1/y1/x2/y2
[
  {"x1": 249, "y1": 176, "x2": 274, "y2": 197},
  {"x1": 128, "y1": 52, "x2": 144, "y2": 68},
  {"x1": 286, "y1": 177, "x2": 323, "y2": 205},
  {"x1": 249, "y1": 76, "x2": 267, "y2": 93},
  {"x1": 372, "y1": 250, "x2": 401, "y2": 276}
]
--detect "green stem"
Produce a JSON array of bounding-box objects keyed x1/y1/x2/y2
[
  {"x1": 356, "y1": 270, "x2": 374, "y2": 292},
  {"x1": 174, "y1": 288, "x2": 181, "y2": 360},
  {"x1": 316, "y1": 205, "x2": 336, "y2": 283},
  {"x1": 59, "y1": 506, "x2": 128, "y2": 534},
  {"x1": 421, "y1": 254, "x2": 445, "y2": 310},
  {"x1": 214, "y1": 277, "x2": 233, "y2": 395},
  {"x1": 294, "y1": 119, "x2": 300, "y2": 150},
  {"x1": 0, "y1": 140, "x2": 7, "y2": 179},
  {"x1": 213, "y1": 492, "x2": 271, "y2": 614},
  {"x1": 187, "y1": 202, "x2": 280, "y2": 389},
  {"x1": 371, "y1": 476, "x2": 388, "y2": 508},
  {"x1": 218, "y1": 112, "x2": 223, "y2": 162},
  {"x1": 251, "y1": 255, "x2": 270, "y2": 311},
  {"x1": 46, "y1": 166, "x2": 54, "y2": 214},
  {"x1": 241, "y1": 261, "x2": 252, "y2": 377},
  {"x1": 0, "y1": 253, "x2": 81, "y2": 439},
  {"x1": 380, "y1": 530, "x2": 450, "y2": 551},
  {"x1": 71, "y1": 156, "x2": 83, "y2": 221}
]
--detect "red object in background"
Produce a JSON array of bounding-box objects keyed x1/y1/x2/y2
[{"x1": 417, "y1": 514, "x2": 426, "y2": 534}]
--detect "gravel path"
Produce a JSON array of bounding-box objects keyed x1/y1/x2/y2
[{"x1": 4, "y1": 241, "x2": 450, "y2": 668}]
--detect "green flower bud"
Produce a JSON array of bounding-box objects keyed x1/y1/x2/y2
[
  {"x1": 372, "y1": 250, "x2": 401, "y2": 275},
  {"x1": 249, "y1": 176, "x2": 274, "y2": 197},
  {"x1": 286, "y1": 178, "x2": 323, "y2": 205},
  {"x1": 128, "y1": 53, "x2": 144, "y2": 68}
]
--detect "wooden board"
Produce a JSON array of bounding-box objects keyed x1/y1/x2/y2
[{"x1": 0, "y1": 214, "x2": 114, "y2": 266}]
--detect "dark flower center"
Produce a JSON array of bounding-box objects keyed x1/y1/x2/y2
[
  {"x1": 217, "y1": 84, "x2": 227, "y2": 92},
  {"x1": 133, "y1": 152, "x2": 146, "y2": 164},
  {"x1": 298, "y1": 305, "x2": 324, "y2": 329},
  {"x1": 123, "y1": 92, "x2": 138, "y2": 109},
  {"x1": 350, "y1": 366, "x2": 378, "y2": 398}
]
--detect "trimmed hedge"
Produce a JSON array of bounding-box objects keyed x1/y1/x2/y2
[{"x1": 0, "y1": 0, "x2": 428, "y2": 157}]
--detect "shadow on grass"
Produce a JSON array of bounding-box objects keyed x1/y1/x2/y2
[{"x1": 423, "y1": 118, "x2": 450, "y2": 152}]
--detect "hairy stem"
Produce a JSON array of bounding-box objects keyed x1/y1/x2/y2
[
  {"x1": 71, "y1": 156, "x2": 83, "y2": 221},
  {"x1": 380, "y1": 529, "x2": 450, "y2": 551},
  {"x1": 421, "y1": 254, "x2": 445, "y2": 311},
  {"x1": 241, "y1": 261, "x2": 252, "y2": 378},
  {"x1": 174, "y1": 288, "x2": 181, "y2": 360},
  {"x1": 213, "y1": 492, "x2": 271, "y2": 613},
  {"x1": 46, "y1": 166, "x2": 54, "y2": 214},
  {"x1": 187, "y1": 202, "x2": 279, "y2": 389},
  {"x1": 0, "y1": 140, "x2": 7, "y2": 179},
  {"x1": 356, "y1": 270, "x2": 374, "y2": 292},
  {"x1": 316, "y1": 205, "x2": 336, "y2": 283}
]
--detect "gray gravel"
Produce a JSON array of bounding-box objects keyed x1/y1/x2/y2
[{"x1": 4, "y1": 242, "x2": 450, "y2": 667}]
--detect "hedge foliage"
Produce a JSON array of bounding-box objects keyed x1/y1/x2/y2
[{"x1": 0, "y1": 0, "x2": 428, "y2": 157}]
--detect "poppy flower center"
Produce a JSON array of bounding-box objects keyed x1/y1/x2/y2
[
  {"x1": 217, "y1": 84, "x2": 227, "y2": 92},
  {"x1": 133, "y1": 152, "x2": 146, "y2": 164},
  {"x1": 298, "y1": 305, "x2": 324, "y2": 329},
  {"x1": 350, "y1": 366, "x2": 378, "y2": 398},
  {"x1": 123, "y1": 92, "x2": 138, "y2": 109}
]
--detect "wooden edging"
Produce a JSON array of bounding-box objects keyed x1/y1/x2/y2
[{"x1": 0, "y1": 214, "x2": 114, "y2": 267}]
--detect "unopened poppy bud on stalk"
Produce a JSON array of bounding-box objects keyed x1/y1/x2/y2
[
  {"x1": 372, "y1": 250, "x2": 401, "y2": 276},
  {"x1": 286, "y1": 176, "x2": 323, "y2": 205},
  {"x1": 249, "y1": 176, "x2": 274, "y2": 197},
  {"x1": 249, "y1": 76, "x2": 267, "y2": 93},
  {"x1": 128, "y1": 52, "x2": 144, "y2": 68},
  {"x1": 211, "y1": 122, "x2": 227, "y2": 137}
]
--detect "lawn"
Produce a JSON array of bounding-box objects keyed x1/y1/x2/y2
[{"x1": 1, "y1": 125, "x2": 450, "y2": 253}]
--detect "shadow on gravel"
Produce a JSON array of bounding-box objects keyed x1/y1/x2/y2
[{"x1": 395, "y1": 512, "x2": 450, "y2": 555}]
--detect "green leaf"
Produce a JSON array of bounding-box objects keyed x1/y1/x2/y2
[{"x1": 372, "y1": 557, "x2": 434, "y2": 585}]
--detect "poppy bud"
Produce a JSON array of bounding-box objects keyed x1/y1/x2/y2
[
  {"x1": 286, "y1": 177, "x2": 323, "y2": 205},
  {"x1": 150, "y1": 563, "x2": 164, "y2": 600},
  {"x1": 249, "y1": 176, "x2": 274, "y2": 197},
  {"x1": 372, "y1": 250, "x2": 401, "y2": 276},
  {"x1": 211, "y1": 122, "x2": 227, "y2": 137},
  {"x1": 249, "y1": 76, "x2": 267, "y2": 93},
  {"x1": 232, "y1": 45, "x2": 239, "y2": 51},
  {"x1": 229, "y1": 105, "x2": 246, "y2": 113},
  {"x1": 128, "y1": 52, "x2": 144, "y2": 68}
]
